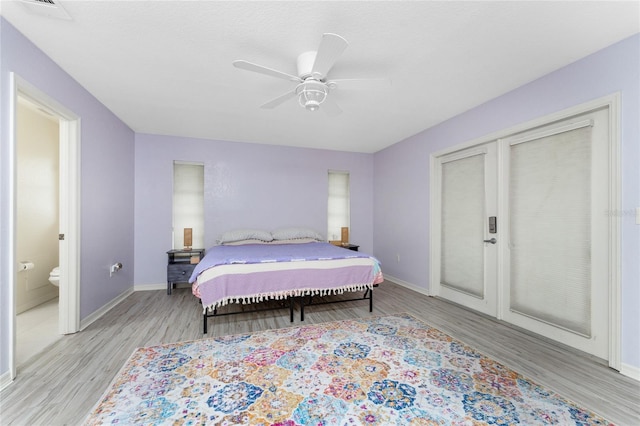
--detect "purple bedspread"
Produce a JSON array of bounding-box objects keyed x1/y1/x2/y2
[{"x1": 190, "y1": 242, "x2": 372, "y2": 283}]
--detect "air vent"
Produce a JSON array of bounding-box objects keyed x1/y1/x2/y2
[{"x1": 20, "y1": 0, "x2": 72, "y2": 20}]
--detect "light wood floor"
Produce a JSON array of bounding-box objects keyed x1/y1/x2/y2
[
  {"x1": 1, "y1": 280, "x2": 639, "y2": 425},
  {"x1": 16, "y1": 298, "x2": 61, "y2": 366}
]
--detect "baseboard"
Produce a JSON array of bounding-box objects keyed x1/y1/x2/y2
[
  {"x1": 384, "y1": 274, "x2": 431, "y2": 296},
  {"x1": 16, "y1": 291, "x2": 58, "y2": 315},
  {"x1": 134, "y1": 283, "x2": 192, "y2": 292},
  {"x1": 133, "y1": 283, "x2": 191, "y2": 291},
  {"x1": 134, "y1": 283, "x2": 166, "y2": 292},
  {"x1": 621, "y1": 362, "x2": 640, "y2": 381},
  {"x1": 80, "y1": 287, "x2": 134, "y2": 331},
  {"x1": 1, "y1": 370, "x2": 13, "y2": 391}
]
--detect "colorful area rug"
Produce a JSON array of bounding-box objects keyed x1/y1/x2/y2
[{"x1": 85, "y1": 314, "x2": 612, "y2": 425}]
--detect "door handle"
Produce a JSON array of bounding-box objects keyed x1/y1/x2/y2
[{"x1": 483, "y1": 238, "x2": 497, "y2": 244}]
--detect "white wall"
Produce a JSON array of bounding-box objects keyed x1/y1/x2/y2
[{"x1": 16, "y1": 100, "x2": 59, "y2": 313}]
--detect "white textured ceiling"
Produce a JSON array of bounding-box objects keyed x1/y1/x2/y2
[{"x1": 2, "y1": 1, "x2": 638, "y2": 153}]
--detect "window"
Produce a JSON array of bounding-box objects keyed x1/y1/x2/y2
[
  {"x1": 173, "y1": 161, "x2": 204, "y2": 249},
  {"x1": 327, "y1": 170, "x2": 350, "y2": 241}
]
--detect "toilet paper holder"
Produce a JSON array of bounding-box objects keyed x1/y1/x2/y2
[
  {"x1": 18, "y1": 261, "x2": 35, "y2": 272},
  {"x1": 109, "y1": 262, "x2": 123, "y2": 277}
]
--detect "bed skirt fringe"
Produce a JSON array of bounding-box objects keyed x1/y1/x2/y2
[{"x1": 202, "y1": 282, "x2": 374, "y2": 314}]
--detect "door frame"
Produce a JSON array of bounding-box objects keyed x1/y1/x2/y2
[
  {"x1": 429, "y1": 93, "x2": 620, "y2": 369},
  {"x1": 8, "y1": 73, "x2": 81, "y2": 380}
]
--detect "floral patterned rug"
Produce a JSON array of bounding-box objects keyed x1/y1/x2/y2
[{"x1": 85, "y1": 314, "x2": 612, "y2": 425}]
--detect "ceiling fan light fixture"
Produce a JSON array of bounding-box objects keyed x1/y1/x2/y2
[
  {"x1": 297, "y1": 81, "x2": 327, "y2": 112},
  {"x1": 235, "y1": 33, "x2": 384, "y2": 116}
]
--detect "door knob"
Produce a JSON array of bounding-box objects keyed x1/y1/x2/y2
[{"x1": 483, "y1": 238, "x2": 497, "y2": 244}]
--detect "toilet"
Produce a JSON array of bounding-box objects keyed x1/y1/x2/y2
[{"x1": 49, "y1": 266, "x2": 60, "y2": 287}]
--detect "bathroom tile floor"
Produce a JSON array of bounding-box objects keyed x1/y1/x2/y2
[{"x1": 16, "y1": 298, "x2": 61, "y2": 366}]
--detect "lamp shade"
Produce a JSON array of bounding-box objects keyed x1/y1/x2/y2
[{"x1": 297, "y1": 80, "x2": 327, "y2": 111}]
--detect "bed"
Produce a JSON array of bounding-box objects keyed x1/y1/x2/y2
[{"x1": 189, "y1": 228, "x2": 383, "y2": 333}]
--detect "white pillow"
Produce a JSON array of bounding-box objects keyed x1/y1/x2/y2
[
  {"x1": 221, "y1": 239, "x2": 272, "y2": 246},
  {"x1": 268, "y1": 238, "x2": 320, "y2": 245},
  {"x1": 271, "y1": 227, "x2": 324, "y2": 241},
  {"x1": 218, "y1": 229, "x2": 273, "y2": 244}
]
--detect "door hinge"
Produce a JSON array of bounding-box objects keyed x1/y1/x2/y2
[{"x1": 59, "y1": 234, "x2": 65, "y2": 241}]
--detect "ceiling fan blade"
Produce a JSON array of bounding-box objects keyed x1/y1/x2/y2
[
  {"x1": 233, "y1": 60, "x2": 302, "y2": 82},
  {"x1": 328, "y1": 78, "x2": 392, "y2": 90},
  {"x1": 321, "y1": 96, "x2": 342, "y2": 117},
  {"x1": 311, "y1": 33, "x2": 348, "y2": 78},
  {"x1": 260, "y1": 90, "x2": 297, "y2": 109}
]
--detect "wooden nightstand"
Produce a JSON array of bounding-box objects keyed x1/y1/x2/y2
[{"x1": 166, "y1": 249, "x2": 204, "y2": 295}]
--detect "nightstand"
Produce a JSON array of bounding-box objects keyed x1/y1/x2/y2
[{"x1": 167, "y1": 248, "x2": 204, "y2": 295}]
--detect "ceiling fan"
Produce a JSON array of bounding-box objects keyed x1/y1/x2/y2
[{"x1": 233, "y1": 33, "x2": 391, "y2": 116}]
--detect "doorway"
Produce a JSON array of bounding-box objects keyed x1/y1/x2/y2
[
  {"x1": 15, "y1": 96, "x2": 61, "y2": 365},
  {"x1": 8, "y1": 74, "x2": 81, "y2": 381},
  {"x1": 430, "y1": 95, "x2": 620, "y2": 368}
]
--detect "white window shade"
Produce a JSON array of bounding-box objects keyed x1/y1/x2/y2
[
  {"x1": 173, "y1": 162, "x2": 204, "y2": 250},
  {"x1": 327, "y1": 170, "x2": 350, "y2": 241},
  {"x1": 440, "y1": 154, "x2": 485, "y2": 297},
  {"x1": 509, "y1": 125, "x2": 592, "y2": 336}
]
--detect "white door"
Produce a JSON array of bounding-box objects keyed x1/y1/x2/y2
[
  {"x1": 500, "y1": 108, "x2": 610, "y2": 359},
  {"x1": 433, "y1": 104, "x2": 614, "y2": 361},
  {"x1": 433, "y1": 143, "x2": 498, "y2": 317}
]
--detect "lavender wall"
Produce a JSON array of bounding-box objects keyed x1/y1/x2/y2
[
  {"x1": 373, "y1": 34, "x2": 640, "y2": 369},
  {"x1": 134, "y1": 134, "x2": 374, "y2": 286},
  {"x1": 1, "y1": 19, "x2": 135, "y2": 377},
  {"x1": 1, "y1": 15, "x2": 636, "y2": 382}
]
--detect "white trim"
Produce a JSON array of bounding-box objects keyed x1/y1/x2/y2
[
  {"x1": 495, "y1": 138, "x2": 507, "y2": 321},
  {"x1": 58, "y1": 118, "x2": 81, "y2": 335},
  {"x1": 6, "y1": 73, "x2": 18, "y2": 382},
  {"x1": 506, "y1": 119, "x2": 593, "y2": 146},
  {"x1": 0, "y1": 370, "x2": 13, "y2": 392},
  {"x1": 384, "y1": 275, "x2": 430, "y2": 297},
  {"x1": 620, "y1": 363, "x2": 640, "y2": 382},
  {"x1": 439, "y1": 145, "x2": 488, "y2": 164},
  {"x1": 80, "y1": 288, "x2": 134, "y2": 331},
  {"x1": 429, "y1": 154, "x2": 441, "y2": 298},
  {"x1": 134, "y1": 283, "x2": 167, "y2": 292},
  {"x1": 607, "y1": 93, "x2": 621, "y2": 371}
]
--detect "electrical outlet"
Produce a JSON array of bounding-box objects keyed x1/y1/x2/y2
[{"x1": 396, "y1": 254, "x2": 400, "y2": 263}]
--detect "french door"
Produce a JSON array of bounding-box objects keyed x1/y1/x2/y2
[
  {"x1": 432, "y1": 104, "x2": 615, "y2": 361},
  {"x1": 434, "y1": 143, "x2": 498, "y2": 317}
]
